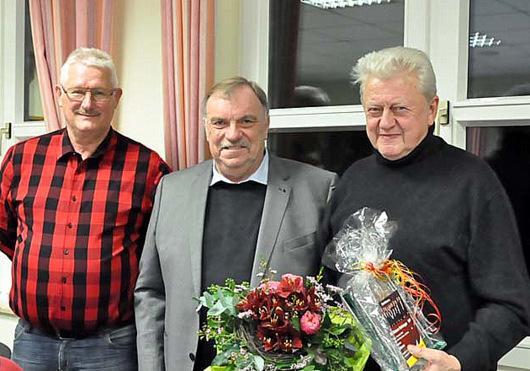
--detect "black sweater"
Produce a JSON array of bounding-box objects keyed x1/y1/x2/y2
[{"x1": 322, "y1": 131, "x2": 530, "y2": 371}]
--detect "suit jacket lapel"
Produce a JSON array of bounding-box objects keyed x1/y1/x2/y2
[
  {"x1": 188, "y1": 161, "x2": 212, "y2": 295},
  {"x1": 251, "y1": 157, "x2": 290, "y2": 286}
]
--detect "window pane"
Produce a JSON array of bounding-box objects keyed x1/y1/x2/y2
[
  {"x1": 466, "y1": 125, "x2": 530, "y2": 271},
  {"x1": 468, "y1": 0, "x2": 530, "y2": 98},
  {"x1": 24, "y1": 0, "x2": 43, "y2": 121},
  {"x1": 268, "y1": 0, "x2": 404, "y2": 108},
  {"x1": 267, "y1": 130, "x2": 373, "y2": 176}
]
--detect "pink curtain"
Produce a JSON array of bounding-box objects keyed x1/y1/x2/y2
[
  {"x1": 29, "y1": 0, "x2": 115, "y2": 132},
  {"x1": 161, "y1": 0, "x2": 215, "y2": 170}
]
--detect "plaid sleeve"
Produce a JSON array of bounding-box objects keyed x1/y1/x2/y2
[{"x1": 0, "y1": 145, "x2": 17, "y2": 259}]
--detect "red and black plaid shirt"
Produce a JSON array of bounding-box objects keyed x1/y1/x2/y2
[{"x1": 0, "y1": 128, "x2": 170, "y2": 333}]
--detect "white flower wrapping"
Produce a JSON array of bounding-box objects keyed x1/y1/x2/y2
[{"x1": 323, "y1": 207, "x2": 447, "y2": 371}]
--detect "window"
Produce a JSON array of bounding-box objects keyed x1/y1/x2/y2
[
  {"x1": 268, "y1": 0, "x2": 405, "y2": 108},
  {"x1": 268, "y1": 129, "x2": 372, "y2": 175},
  {"x1": 468, "y1": 0, "x2": 530, "y2": 98}
]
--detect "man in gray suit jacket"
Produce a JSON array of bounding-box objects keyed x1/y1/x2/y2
[{"x1": 134, "y1": 77, "x2": 338, "y2": 371}]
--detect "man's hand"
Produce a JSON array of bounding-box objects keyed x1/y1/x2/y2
[{"x1": 407, "y1": 345, "x2": 461, "y2": 371}]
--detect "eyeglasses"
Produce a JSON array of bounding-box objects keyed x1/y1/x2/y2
[{"x1": 61, "y1": 86, "x2": 117, "y2": 103}]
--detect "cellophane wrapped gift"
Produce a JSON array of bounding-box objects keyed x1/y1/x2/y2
[{"x1": 323, "y1": 207, "x2": 446, "y2": 371}]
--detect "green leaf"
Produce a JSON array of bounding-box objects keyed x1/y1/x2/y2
[
  {"x1": 344, "y1": 340, "x2": 359, "y2": 352},
  {"x1": 327, "y1": 326, "x2": 346, "y2": 336},
  {"x1": 208, "y1": 300, "x2": 227, "y2": 316},
  {"x1": 252, "y1": 355, "x2": 265, "y2": 371},
  {"x1": 204, "y1": 291, "x2": 215, "y2": 308},
  {"x1": 292, "y1": 314, "x2": 300, "y2": 331}
]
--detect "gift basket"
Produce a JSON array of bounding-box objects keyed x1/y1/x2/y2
[{"x1": 323, "y1": 207, "x2": 446, "y2": 371}]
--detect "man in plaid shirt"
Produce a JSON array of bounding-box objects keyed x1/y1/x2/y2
[{"x1": 0, "y1": 47, "x2": 170, "y2": 370}]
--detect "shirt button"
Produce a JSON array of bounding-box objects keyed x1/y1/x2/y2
[
  {"x1": 64, "y1": 249, "x2": 69, "y2": 255},
  {"x1": 189, "y1": 353, "x2": 195, "y2": 361},
  {"x1": 61, "y1": 306, "x2": 66, "y2": 311},
  {"x1": 72, "y1": 196, "x2": 77, "y2": 202},
  {"x1": 62, "y1": 277, "x2": 67, "y2": 283},
  {"x1": 67, "y1": 223, "x2": 73, "y2": 229}
]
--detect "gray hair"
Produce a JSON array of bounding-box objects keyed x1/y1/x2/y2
[
  {"x1": 60, "y1": 47, "x2": 119, "y2": 88},
  {"x1": 352, "y1": 46, "x2": 437, "y2": 101},
  {"x1": 201, "y1": 76, "x2": 269, "y2": 120}
]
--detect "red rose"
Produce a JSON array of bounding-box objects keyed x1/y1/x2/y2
[{"x1": 300, "y1": 311, "x2": 322, "y2": 335}]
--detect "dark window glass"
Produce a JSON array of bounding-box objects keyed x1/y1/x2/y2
[
  {"x1": 466, "y1": 125, "x2": 530, "y2": 270},
  {"x1": 468, "y1": 0, "x2": 530, "y2": 98},
  {"x1": 268, "y1": 0, "x2": 404, "y2": 108},
  {"x1": 267, "y1": 129, "x2": 373, "y2": 176}
]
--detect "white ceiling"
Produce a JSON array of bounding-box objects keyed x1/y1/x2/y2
[{"x1": 296, "y1": 0, "x2": 530, "y2": 82}]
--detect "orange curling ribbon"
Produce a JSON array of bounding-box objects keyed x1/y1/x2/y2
[{"x1": 363, "y1": 260, "x2": 442, "y2": 334}]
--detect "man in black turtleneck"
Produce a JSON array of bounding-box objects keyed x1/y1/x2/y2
[{"x1": 321, "y1": 47, "x2": 530, "y2": 371}]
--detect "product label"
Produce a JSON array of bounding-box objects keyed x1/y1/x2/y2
[{"x1": 379, "y1": 290, "x2": 425, "y2": 367}]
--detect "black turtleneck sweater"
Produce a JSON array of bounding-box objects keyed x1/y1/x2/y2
[{"x1": 322, "y1": 130, "x2": 530, "y2": 371}]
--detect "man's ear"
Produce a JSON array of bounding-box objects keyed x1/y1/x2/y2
[
  {"x1": 428, "y1": 95, "x2": 440, "y2": 126},
  {"x1": 113, "y1": 88, "x2": 123, "y2": 103},
  {"x1": 55, "y1": 85, "x2": 63, "y2": 106},
  {"x1": 203, "y1": 119, "x2": 211, "y2": 141}
]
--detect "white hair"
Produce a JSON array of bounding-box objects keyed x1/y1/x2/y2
[
  {"x1": 352, "y1": 46, "x2": 437, "y2": 101},
  {"x1": 60, "y1": 47, "x2": 118, "y2": 88}
]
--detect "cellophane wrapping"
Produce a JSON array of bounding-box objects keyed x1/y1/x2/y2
[{"x1": 323, "y1": 207, "x2": 446, "y2": 371}]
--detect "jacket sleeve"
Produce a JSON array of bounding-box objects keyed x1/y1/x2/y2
[{"x1": 135, "y1": 176, "x2": 167, "y2": 371}]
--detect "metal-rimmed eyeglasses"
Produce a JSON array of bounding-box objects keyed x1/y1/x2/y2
[{"x1": 61, "y1": 86, "x2": 117, "y2": 103}]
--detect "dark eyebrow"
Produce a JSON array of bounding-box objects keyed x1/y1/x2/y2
[
  {"x1": 207, "y1": 116, "x2": 225, "y2": 122},
  {"x1": 238, "y1": 115, "x2": 258, "y2": 121}
]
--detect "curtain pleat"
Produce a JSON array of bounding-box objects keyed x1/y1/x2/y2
[
  {"x1": 29, "y1": 0, "x2": 115, "y2": 132},
  {"x1": 161, "y1": 0, "x2": 215, "y2": 170}
]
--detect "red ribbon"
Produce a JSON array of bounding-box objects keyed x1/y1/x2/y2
[{"x1": 363, "y1": 260, "x2": 442, "y2": 333}]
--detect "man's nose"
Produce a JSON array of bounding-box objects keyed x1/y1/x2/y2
[
  {"x1": 379, "y1": 108, "x2": 395, "y2": 128},
  {"x1": 225, "y1": 122, "x2": 242, "y2": 140},
  {"x1": 80, "y1": 92, "x2": 96, "y2": 109}
]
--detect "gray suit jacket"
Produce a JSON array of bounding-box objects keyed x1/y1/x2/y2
[{"x1": 134, "y1": 156, "x2": 338, "y2": 371}]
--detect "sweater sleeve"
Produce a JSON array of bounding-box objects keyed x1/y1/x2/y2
[{"x1": 449, "y1": 181, "x2": 530, "y2": 370}]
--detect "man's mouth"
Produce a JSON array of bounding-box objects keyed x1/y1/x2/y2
[
  {"x1": 220, "y1": 141, "x2": 250, "y2": 151},
  {"x1": 221, "y1": 145, "x2": 248, "y2": 150},
  {"x1": 76, "y1": 110, "x2": 100, "y2": 117}
]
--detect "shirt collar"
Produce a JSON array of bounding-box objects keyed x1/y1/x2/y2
[
  {"x1": 57, "y1": 127, "x2": 115, "y2": 161},
  {"x1": 210, "y1": 150, "x2": 269, "y2": 186}
]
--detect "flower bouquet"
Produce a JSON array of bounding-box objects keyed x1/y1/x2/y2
[
  {"x1": 323, "y1": 207, "x2": 446, "y2": 371},
  {"x1": 195, "y1": 270, "x2": 370, "y2": 371}
]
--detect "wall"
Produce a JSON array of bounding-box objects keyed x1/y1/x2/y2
[
  {"x1": 214, "y1": 0, "x2": 240, "y2": 81},
  {"x1": 112, "y1": 0, "x2": 165, "y2": 158}
]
